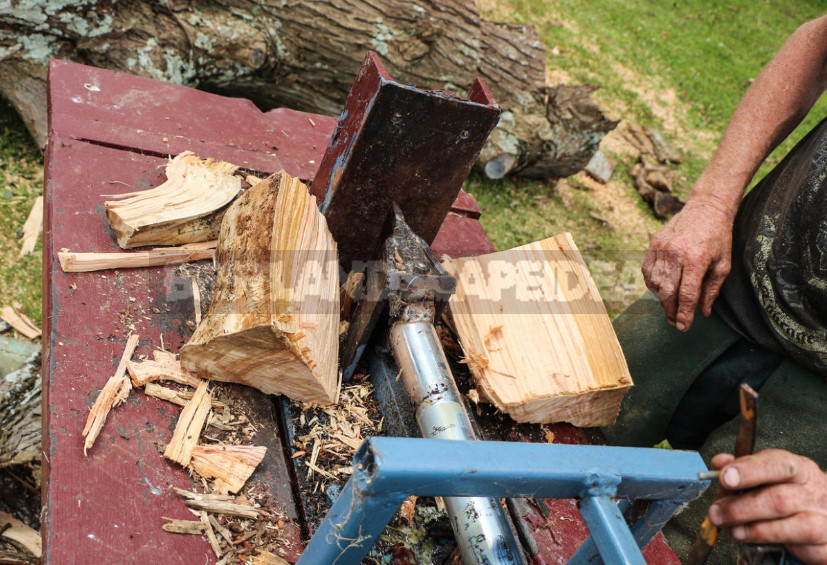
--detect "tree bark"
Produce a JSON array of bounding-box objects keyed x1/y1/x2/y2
[
  {"x1": 0, "y1": 351, "x2": 40, "y2": 472},
  {"x1": 0, "y1": 0, "x2": 616, "y2": 179}
]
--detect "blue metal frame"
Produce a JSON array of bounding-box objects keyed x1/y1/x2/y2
[{"x1": 298, "y1": 437, "x2": 710, "y2": 565}]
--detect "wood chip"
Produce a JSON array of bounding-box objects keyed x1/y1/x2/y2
[
  {"x1": 0, "y1": 511, "x2": 42, "y2": 557},
  {"x1": 143, "y1": 382, "x2": 225, "y2": 411},
  {"x1": 161, "y1": 518, "x2": 206, "y2": 535},
  {"x1": 163, "y1": 381, "x2": 212, "y2": 466},
  {"x1": 189, "y1": 444, "x2": 267, "y2": 494},
  {"x1": 128, "y1": 352, "x2": 203, "y2": 388},
  {"x1": 191, "y1": 278, "x2": 202, "y2": 325},
  {"x1": 209, "y1": 515, "x2": 233, "y2": 544},
  {"x1": 0, "y1": 306, "x2": 40, "y2": 340},
  {"x1": 58, "y1": 241, "x2": 217, "y2": 273},
  {"x1": 249, "y1": 550, "x2": 289, "y2": 565},
  {"x1": 82, "y1": 334, "x2": 139, "y2": 455},
  {"x1": 18, "y1": 196, "x2": 43, "y2": 258},
  {"x1": 399, "y1": 495, "x2": 418, "y2": 525}
]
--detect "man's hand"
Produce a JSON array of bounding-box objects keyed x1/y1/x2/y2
[
  {"x1": 709, "y1": 449, "x2": 827, "y2": 564},
  {"x1": 641, "y1": 199, "x2": 734, "y2": 331}
]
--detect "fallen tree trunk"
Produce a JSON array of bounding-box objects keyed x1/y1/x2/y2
[{"x1": 0, "y1": 1, "x2": 616, "y2": 179}]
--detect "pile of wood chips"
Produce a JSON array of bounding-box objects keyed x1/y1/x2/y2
[
  {"x1": 290, "y1": 379, "x2": 383, "y2": 497},
  {"x1": 81, "y1": 333, "x2": 299, "y2": 564}
]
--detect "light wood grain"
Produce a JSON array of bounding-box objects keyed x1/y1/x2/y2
[
  {"x1": 58, "y1": 240, "x2": 217, "y2": 273},
  {"x1": 181, "y1": 172, "x2": 339, "y2": 405},
  {"x1": 443, "y1": 233, "x2": 632, "y2": 426},
  {"x1": 105, "y1": 151, "x2": 241, "y2": 249}
]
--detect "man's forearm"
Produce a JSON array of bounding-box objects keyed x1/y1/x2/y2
[{"x1": 691, "y1": 14, "x2": 827, "y2": 220}]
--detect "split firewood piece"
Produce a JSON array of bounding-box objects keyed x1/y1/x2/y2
[
  {"x1": 58, "y1": 240, "x2": 217, "y2": 273},
  {"x1": 181, "y1": 172, "x2": 340, "y2": 405},
  {"x1": 161, "y1": 518, "x2": 206, "y2": 535},
  {"x1": 105, "y1": 152, "x2": 241, "y2": 249},
  {"x1": 189, "y1": 444, "x2": 267, "y2": 494},
  {"x1": 443, "y1": 234, "x2": 633, "y2": 427},
  {"x1": 0, "y1": 511, "x2": 41, "y2": 558},
  {"x1": 18, "y1": 196, "x2": 43, "y2": 258},
  {"x1": 644, "y1": 126, "x2": 682, "y2": 164},
  {"x1": 163, "y1": 381, "x2": 212, "y2": 466},
  {"x1": 0, "y1": 305, "x2": 40, "y2": 340},
  {"x1": 128, "y1": 350, "x2": 203, "y2": 388},
  {"x1": 82, "y1": 333, "x2": 139, "y2": 455}
]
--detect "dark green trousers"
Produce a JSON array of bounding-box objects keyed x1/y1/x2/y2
[{"x1": 603, "y1": 295, "x2": 827, "y2": 564}]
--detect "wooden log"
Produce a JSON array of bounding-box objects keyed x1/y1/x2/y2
[
  {"x1": 443, "y1": 233, "x2": 632, "y2": 426},
  {"x1": 180, "y1": 172, "x2": 339, "y2": 405},
  {"x1": 82, "y1": 334, "x2": 139, "y2": 455},
  {"x1": 58, "y1": 241, "x2": 217, "y2": 273},
  {"x1": 0, "y1": 347, "x2": 40, "y2": 470},
  {"x1": 104, "y1": 152, "x2": 241, "y2": 249},
  {"x1": 17, "y1": 196, "x2": 42, "y2": 258},
  {"x1": 2, "y1": 1, "x2": 616, "y2": 180}
]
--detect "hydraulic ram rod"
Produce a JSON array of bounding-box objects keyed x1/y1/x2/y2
[{"x1": 391, "y1": 321, "x2": 524, "y2": 565}]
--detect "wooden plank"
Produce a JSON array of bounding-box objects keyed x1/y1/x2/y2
[
  {"x1": 47, "y1": 60, "x2": 337, "y2": 181},
  {"x1": 444, "y1": 233, "x2": 632, "y2": 426}
]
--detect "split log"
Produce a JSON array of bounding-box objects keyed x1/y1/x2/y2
[
  {"x1": 17, "y1": 196, "x2": 42, "y2": 258},
  {"x1": 58, "y1": 241, "x2": 217, "y2": 273},
  {"x1": 1, "y1": 1, "x2": 616, "y2": 180},
  {"x1": 82, "y1": 334, "x2": 139, "y2": 455},
  {"x1": 104, "y1": 152, "x2": 241, "y2": 249},
  {"x1": 180, "y1": 172, "x2": 339, "y2": 405},
  {"x1": 443, "y1": 233, "x2": 632, "y2": 426}
]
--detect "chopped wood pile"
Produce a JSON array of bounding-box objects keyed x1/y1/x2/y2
[
  {"x1": 104, "y1": 151, "x2": 241, "y2": 249},
  {"x1": 443, "y1": 233, "x2": 633, "y2": 427},
  {"x1": 180, "y1": 171, "x2": 340, "y2": 405},
  {"x1": 623, "y1": 123, "x2": 685, "y2": 219}
]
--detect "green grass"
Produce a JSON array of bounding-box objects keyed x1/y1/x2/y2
[
  {"x1": 0, "y1": 99, "x2": 43, "y2": 328},
  {"x1": 471, "y1": 1, "x2": 826, "y2": 314}
]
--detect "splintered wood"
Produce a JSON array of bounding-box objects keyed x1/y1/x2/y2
[
  {"x1": 82, "y1": 334, "x2": 139, "y2": 455},
  {"x1": 0, "y1": 305, "x2": 40, "y2": 340},
  {"x1": 18, "y1": 196, "x2": 43, "y2": 258},
  {"x1": 0, "y1": 510, "x2": 41, "y2": 558},
  {"x1": 128, "y1": 350, "x2": 203, "y2": 387},
  {"x1": 443, "y1": 233, "x2": 632, "y2": 426},
  {"x1": 164, "y1": 381, "x2": 212, "y2": 466},
  {"x1": 105, "y1": 152, "x2": 241, "y2": 249},
  {"x1": 190, "y1": 444, "x2": 267, "y2": 494},
  {"x1": 181, "y1": 172, "x2": 340, "y2": 405},
  {"x1": 58, "y1": 241, "x2": 217, "y2": 273}
]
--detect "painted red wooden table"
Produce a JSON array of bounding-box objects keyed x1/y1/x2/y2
[{"x1": 42, "y1": 60, "x2": 679, "y2": 564}]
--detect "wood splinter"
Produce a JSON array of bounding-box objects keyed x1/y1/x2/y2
[
  {"x1": 163, "y1": 381, "x2": 212, "y2": 466},
  {"x1": 128, "y1": 350, "x2": 203, "y2": 388},
  {"x1": 58, "y1": 240, "x2": 217, "y2": 273},
  {"x1": 82, "y1": 334, "x2": 140, "y2": 455}
]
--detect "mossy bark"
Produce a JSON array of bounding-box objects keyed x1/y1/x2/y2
[{"x1": 0, "y1": 0, "x2": 616, "y2": 178}]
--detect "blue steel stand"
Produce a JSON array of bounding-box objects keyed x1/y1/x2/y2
[{"x1": 297, "y1": 437, "x2": 710, "y2": 565}]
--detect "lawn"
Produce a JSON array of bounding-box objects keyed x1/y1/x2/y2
[{"x1": 1, "y1": 2, "x2": 825, "y2": 323}]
